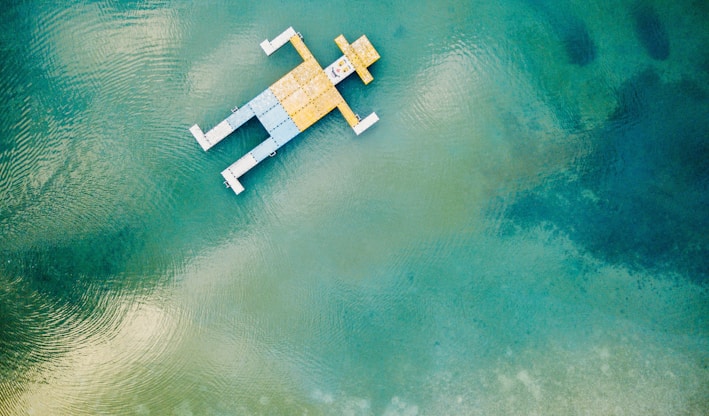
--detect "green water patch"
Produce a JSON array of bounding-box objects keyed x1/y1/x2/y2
[{"x1": 1, "y1": 0, "x2": 707, "y2": 414}]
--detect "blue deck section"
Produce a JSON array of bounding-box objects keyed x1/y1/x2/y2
[
  {"x1": 249, "y1": 89, "x2": 279, "y2": 116},
  {"x1": 269, "y1": 117, "x2": 301, "y2": 146},
  {"x1": 250, "y1": 137, "x2": 279, "y2": 162},
  {"x1": 226, "y1": 105, "x2": 255, "y2": 130},
  {"x1": 258, "y1": 103, "x2": 290, "y2": 131}
]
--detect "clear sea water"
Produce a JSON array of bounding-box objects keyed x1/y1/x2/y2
[{"x1": 1, "y1": 0, "x2": 708, "y2": 414}]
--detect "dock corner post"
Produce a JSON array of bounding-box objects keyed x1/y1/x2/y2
[
  {"x1": 260, "y1": 27, "x2": 297, "y2": 56},
  {"x1": 190, "y1": 124, "x2": 212, "y2": 151},
  {"x1": 221, "y1": 170, "x2": 246, "y2": 195},
  {"x1": 352, "y1": 112, "x2": 379, "y2": 135}
]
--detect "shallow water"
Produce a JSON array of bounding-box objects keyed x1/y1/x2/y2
[{"x1": 1, "y1": 0, "x2": 708, "y2": 414}]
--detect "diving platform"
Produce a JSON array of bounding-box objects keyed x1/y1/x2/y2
[{"x1": 189, "y1": 26, "x2": 380, "y2": 195}]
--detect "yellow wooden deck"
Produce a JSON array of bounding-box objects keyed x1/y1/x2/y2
[
  {"x1": 335, "y1": 35, "x2": 380, "y2": 85},
  {"x1": 267, "y1": 31, "x2": 380, "y2": 131},
  {"x1": 269, "y1": 36, "x2": 358, "y2": 130},
  {"x1": 289, "y1": 34, "x2": 314, "y2": 61}
]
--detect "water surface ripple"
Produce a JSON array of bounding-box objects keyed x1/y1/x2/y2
[{"x1": 1, "y1": 0, "x2": 708, "y2": 415}]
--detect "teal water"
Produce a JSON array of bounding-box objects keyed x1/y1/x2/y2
[{"x1": 1, "y1": 0, "x2": 708, "y2": 414}]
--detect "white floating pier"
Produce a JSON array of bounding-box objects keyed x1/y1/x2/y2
[{"x1": 190, "y1": 26, "x2": 380, "y2": 195}]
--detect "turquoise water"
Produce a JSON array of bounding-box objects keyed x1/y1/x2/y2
[{"x1": 1, "y1": 0, "x2": 708, "y2": 414}]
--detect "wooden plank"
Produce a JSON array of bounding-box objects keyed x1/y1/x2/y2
[
  {"x1": 335, "y1": 34, "x2": 374, "y2": 85},
  {"x1": 289, "y1": 34, "x2": 314, "y2": 61},
  {"x1": 337, "y1": 101, "x2": 359, "y2": 127}
]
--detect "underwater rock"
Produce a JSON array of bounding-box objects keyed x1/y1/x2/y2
[
  {"x1": 632, "y1": 3, "x2": 670, "y2": 60},
  {"x1": 524, "y1": 0, "x2": 597, "y2": 66},
  {"x1": 559, "y1": 15, "x2": 597, "y2": 66}
]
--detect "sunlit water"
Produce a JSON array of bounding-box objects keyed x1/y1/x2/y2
[{"x1": 1, "y1": 0, "x2": 708, "y2": 414}]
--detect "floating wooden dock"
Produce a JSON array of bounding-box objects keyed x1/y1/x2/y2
[{"x1": 190, "y1": 27, "x2": 380, "y2": 195}]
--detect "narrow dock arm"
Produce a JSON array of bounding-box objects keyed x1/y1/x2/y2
[
  {"x1": 190, "y1": 124, "x2": 212, "y2": 151},
  {"x1": 260, "y1": 27, "x2": 297, "y2": 56},
  {"x1": 353, "y1": 113, "x2": 379, "y2": 135},
  {"x1": 337, "y1": 101, "x2": 379, "y2": 135}
]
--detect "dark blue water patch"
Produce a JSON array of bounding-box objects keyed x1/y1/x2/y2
[
  {"x1": 523, "y1": 0, "x2": 597, "y2": 66},
  {"x1": 0, "y1": 224, "x2": 147, "y2": 303},
  {"x1": 0, "y1": 270, "x2": 66, "y2": 380},
  {"x1": 607, "y1": 67, "x2": 657, "y2": 123},
  {"x1": 0, "y1": 284, "x2": 40, "y2": 398},
  {"x1": 631, "y1": 2, "x2": 670, "y2": 61},
  {"x1": 501, "y1": 69, "x2": 709, "y2": 283},
  {"x1": 0, "y1": 223, "x2": 159, "y2": 380},
  {"x1": 392, "y1": 24, "x2": 406, "y2": 39}
]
